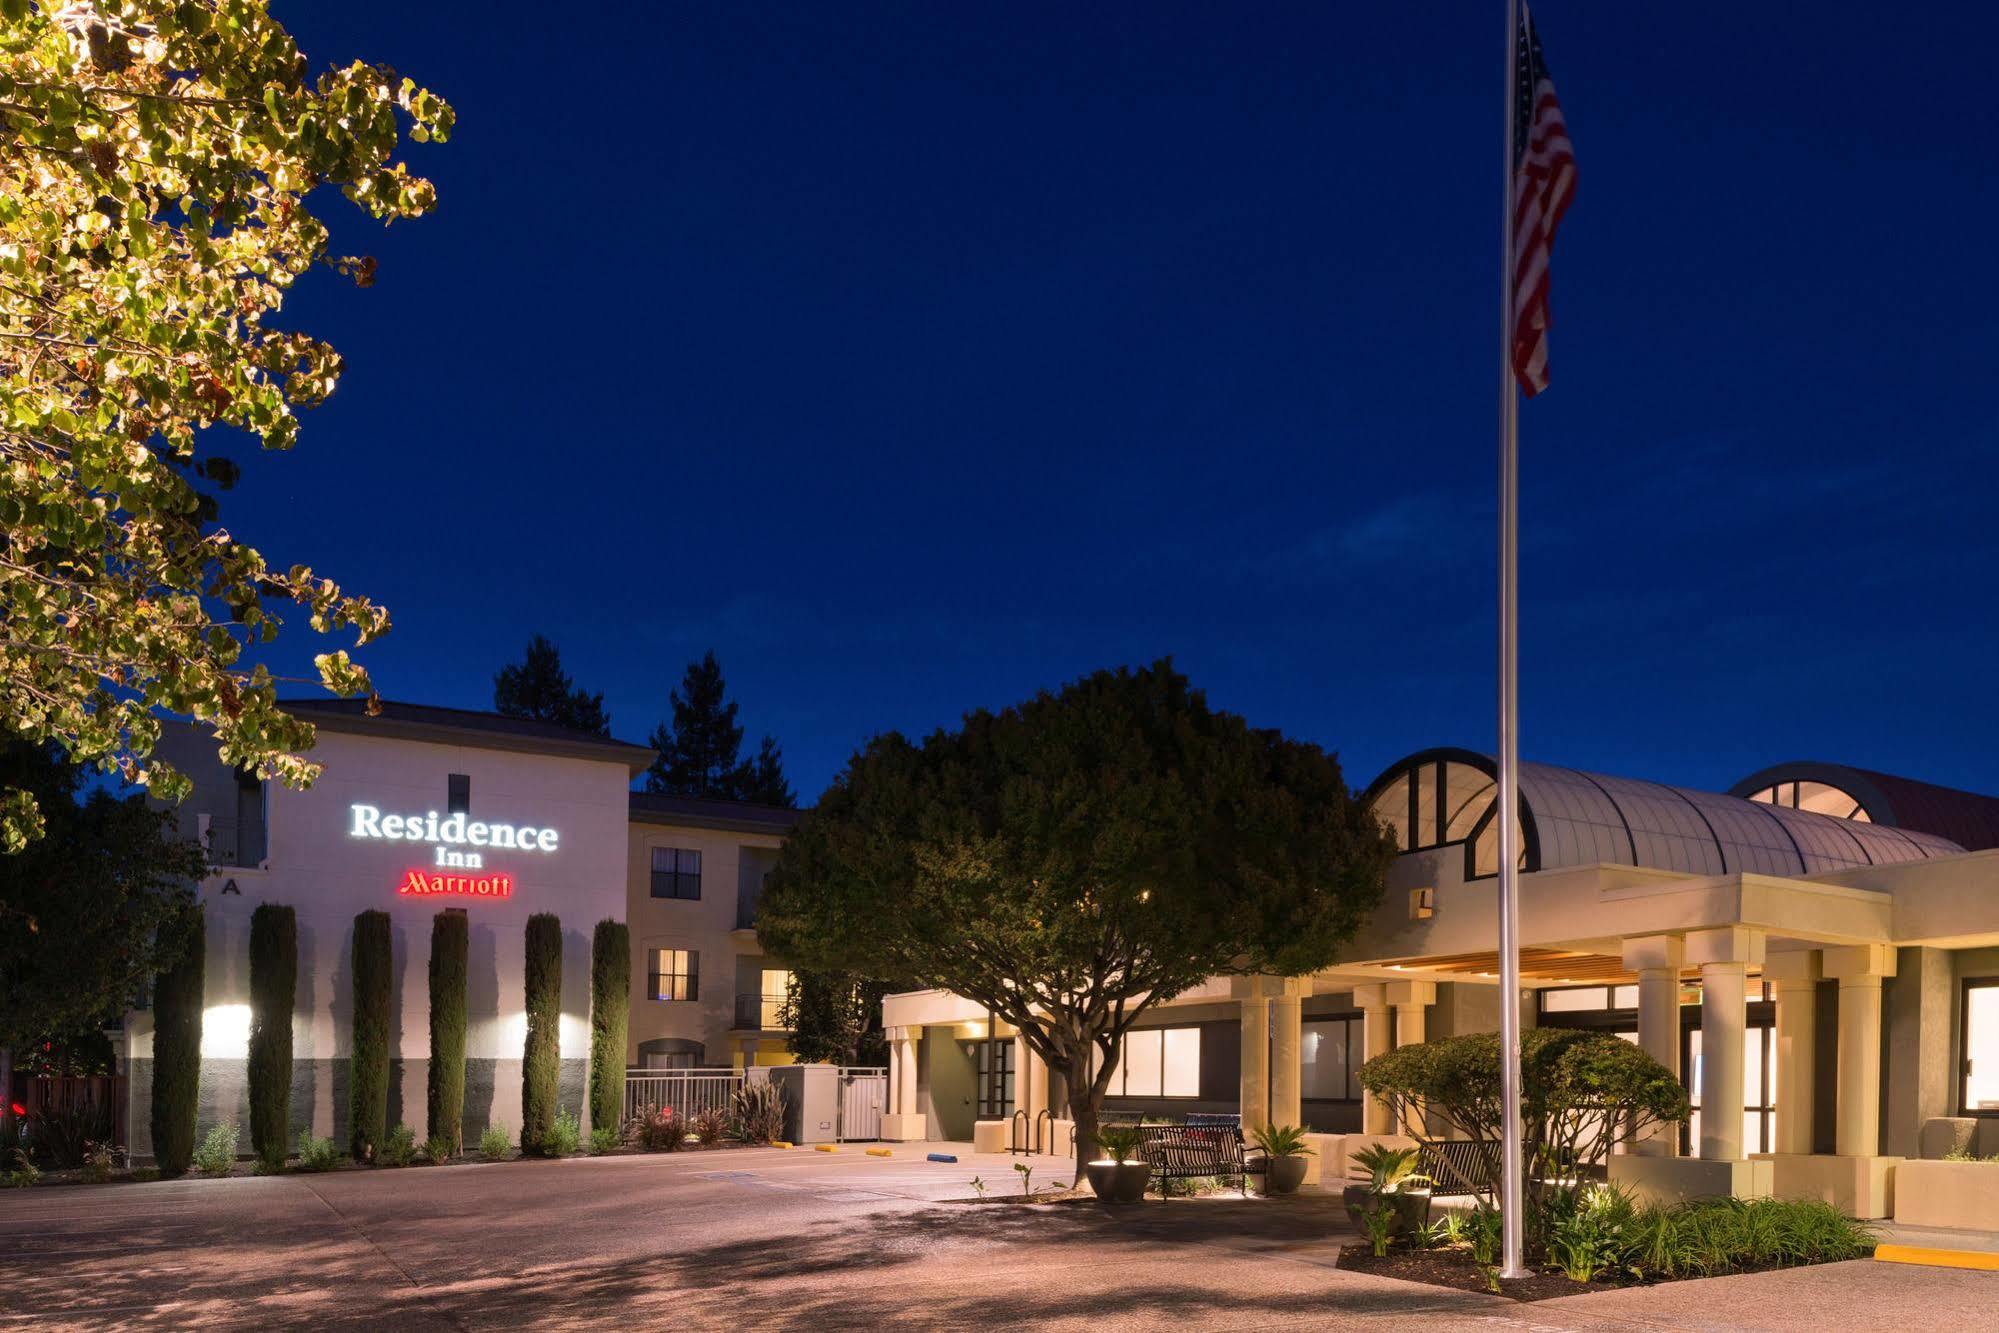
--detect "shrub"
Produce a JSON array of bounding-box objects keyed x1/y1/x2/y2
[
  {"x1": 1348, "y1": 1143, "x2": 1430, "y2": 1194},
  {"x1": 248, "y1": 903, "x2": 299, "y2": 1163},
  {"x1": 588, "y1": 920, "x2": 629, "y2": 1137},
  {"x1": 589, "y1": 1125, "x2": 619, "y2": 1155},
  {"x1": 520, "y1": 913, "x2": 561, "y2": 1153},
  {"x1": 543, "y1": 1109, "x2": 582, "y2": 1157},
  {"x1": 427, "y1": 911, "x2": 469, "y2": 1153},
  {"x1": 479, "y1": 1123, "x2": 511, "y2": 1161},
  {"x1": 4, "y1": 1149, "x2": 39, "y2": 1188},
  {"x1": 631, "y1": 1106, "x2": 686, "y2": 1152},
  {"x1": 690, "y1": 1106, "x2": 725, "y2": 1148},
  {"x1": 1362, "y1": 1203, "x2": 1398, "y2": 1257},
  {"x1": 1250, "y1": 1123, "x2": 1314, "y2": 1160},
  {"x1": 193, "y1": 1123, "x2": 239, "y2": 1176},
  {"x1": 379, "y1": 1124, "x2": 418, "y2": 1168},
  {"x1": 1093, "y1": 1125, "x2": 1146, "y2": 1164},
  {"x1": 294, "y1": 1131, "x2": 341, "y2": 1173},
  {"x1": 349, "y1": 910, "x2": 393, "y2": 1161},
  {"x1": 150, "y1": 908, "x2": 205, "y2": 1177},
  {"x1": 1358, "y1": 1029, "x2": 1687, "y2": 1209},
  {"x1": 425, "y1": 1133, "x2": 455, "y2": 1164},
  {"x1": 729, "y1": 1081, "x2": 785, "y2": 1145},
  {"x1": 79, "y1": 1141, "x2": 118, "y2": 1184},
  {"x1": 25, "y1": 1101, "x2": 113, "y2": 1168}
]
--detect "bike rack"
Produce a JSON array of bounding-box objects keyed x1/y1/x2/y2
[
  {"x1": 1008, "y1": 1108, "x2": 1033, "y2": 1155},
  {"x1": 1034, "y1": 1108, "x2": 1052, "y2": 1156}
]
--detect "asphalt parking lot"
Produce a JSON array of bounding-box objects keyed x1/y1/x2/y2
[{"x1": 4, "y1": 1143, "x2": 1995, "y2": 1331}]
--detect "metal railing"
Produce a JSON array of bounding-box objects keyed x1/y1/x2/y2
[
  {"x1": 623, "y1": 1068, "x2": 744, "y2": 1123},
  {"x1": 733, "y1": 994, "x2": 788, "y2": 1031}
]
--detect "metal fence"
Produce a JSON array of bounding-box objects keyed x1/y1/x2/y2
[
  {"x1": 623, "y1": 1069, "x2": 744, "y2": 1123},
  {"x1": 836, "y1": 1067, "x2": 887, "y2": 1142}
]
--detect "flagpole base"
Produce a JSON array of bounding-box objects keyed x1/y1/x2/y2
[{"x1": 1498, "y1": 1266, "x2": 1534, "y2": 1280}]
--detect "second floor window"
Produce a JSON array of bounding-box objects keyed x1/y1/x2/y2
[
  {"x1": 650, "y1": 847, "x2": 702, "y2": 900},
  {"x1": 649, "y1": 948, "x2": 698, "y2": 1001},
  {"x1": 760, "y1": 968, "x2": 794, "y2": 1029}
]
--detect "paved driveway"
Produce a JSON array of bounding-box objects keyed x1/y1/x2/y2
[{"x1": 2, "y1": 1143, "x2": 1993, "y2": 1330}]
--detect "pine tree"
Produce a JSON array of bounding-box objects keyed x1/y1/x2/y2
[
  {"x1": 644, "y1": 652, "x2": 794, "y2": 806},
  {"x1": 493, "y1": 635, "x2": 610, "y2": 736}
]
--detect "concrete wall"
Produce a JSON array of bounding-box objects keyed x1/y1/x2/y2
[{"x1": 130, "y1": 725, "x2": 630, "y2": 1156}]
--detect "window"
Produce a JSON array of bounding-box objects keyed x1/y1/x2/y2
[
  {"x1": 648, "y1": 948, "x2": 698, "y2": 1001},
  {"x1": 1742, "y1": 780, "x2": 1871, "y2": 822},
  {"x1": 447, "y1": 773, "x2": 470, "y2": 815},
  {"x1": 650, "y1": 847, "x2": 702, "y2": 899},
  {"x1": 1963, "y1": 979, "x2": 1999, "y2": 1115},
  {"x1": 1302, "y1": 1016, "x2": 1362, "y2": 1102},
  {"x1": 1111, "y1": 1026, "x2": 1201, "y2": 1098},
  {"x1": 976, "y1": 1038, "x2": 1014, "y2": 1119},
  {"x1": 1687, "y1": 1023, "x2": 1778, "y2": 1154},
  {"x1": 760, "y1": 969, "x2": 793, "y2": 1029}
]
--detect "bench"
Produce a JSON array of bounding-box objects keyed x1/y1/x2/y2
[
  {"x1": 1414, "y1": 1139, "x2": 1497, "y2": 1197},
  {"x1": 1137, "y1": 1123, "x2": 1265, "y2": 1198}
]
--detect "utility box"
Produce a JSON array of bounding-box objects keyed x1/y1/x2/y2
[{"x1": 770, "y1": 1064, "x2": 840, "y2": 1144}]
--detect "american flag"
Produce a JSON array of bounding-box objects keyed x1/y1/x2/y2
[{"x1": 1511, "y1": 5, "x2": 1576, "y2": 397}]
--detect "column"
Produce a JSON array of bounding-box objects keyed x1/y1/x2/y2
[
  {"x1": 1013, "y1": 1033, "x2": 1045, "y2": 1121},
  {"x1": 1354, "y1": 983, "x2": 1393, "y2": 1135},
  {"x1": 895, "y1": 1030, "x2": 919, "y2": 1117},
  {"x1": 1239, "y1": 995, "x2": 1270, "y2": 1129},
  {"x1": 1686, "y1": 927, "x2": 1762, "y2": 1162},
  {"x1": 1269, "y1": 994, "x2": 1302, "y2": 1130},
  {"x1": 1765, "y1": 951, "x2": 1820, "y2": 1156},
  {"x1": 1386, "y1": 980, "x2": 1436, "y2": 1136},
  {"x1": 1824, "y1": 945, "x2": 1896, "y2": 1157},
  {"x1": 1623, "y1": 936, "x2": 1685, "y2": 1156}
]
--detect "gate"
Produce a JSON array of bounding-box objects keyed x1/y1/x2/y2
[{"x1": 835, "y1": 1066, "x2": 887, "y2": 1142}]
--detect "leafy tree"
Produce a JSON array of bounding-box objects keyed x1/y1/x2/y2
[
  {"x1": 492, "y1": 635, "x2": 609, "y2": 736},
  {"x1": 758, "y1": 661, "x2": 1397, "y2": 1181},
  {"x1": 0, "y1": 740, "x2": 204, "y2": 1105},
  {"x1": 1358, "y1": 1029, "x2": 1690, "y2": 1211},
  {"x1": 644, "y1": 652, "x2": 793, "y2": 805},
  {"x1": 781, "y1": 971, "x2": 892, "y2": 1067},
  {"x1": 0, "y1": 1, "x2": 453, "y2": 850}
]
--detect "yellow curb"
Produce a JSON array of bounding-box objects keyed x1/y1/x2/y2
[
  {"x1": 1874, "y1": 1244, "x2": 1999, "y2": 1272},
  {"x1": 814, "y1": 1144, "x2": 838, "y2": 1153},
  {"x1": 866, "y1": 1147, "x2": 892, "y2": 1158},
  {"x1": 771, "y1": 1141, "x2": 793, "y2": 1150}
]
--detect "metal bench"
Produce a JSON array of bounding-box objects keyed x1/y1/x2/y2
[
  {"x1": 1137, "y1": 1123, "x2": 1264, "y2": 1198},
  {"x1": 1414, "y1": 1139, "x2": 1496, "y2": 1197}
]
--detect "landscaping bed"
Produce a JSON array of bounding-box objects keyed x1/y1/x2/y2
[{"x1": 1336, "y1": 1248, "x2": 1621, "y2": 1302}]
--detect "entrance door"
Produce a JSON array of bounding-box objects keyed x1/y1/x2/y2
[{"x1": 975, "y1": 1037, "x2": 1015, "y2": 1120}]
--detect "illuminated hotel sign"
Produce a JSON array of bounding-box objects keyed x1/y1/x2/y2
[
  {"x1": 398, "y1": 869, "x2": 513, "y2": 899},
  {"x1": 349, "y1": 804, "x2": 558, "y2": 869}
]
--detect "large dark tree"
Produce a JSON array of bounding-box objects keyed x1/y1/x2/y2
[
  {"x1": 781, "y1": 971, "x2": 892, "y2": 1067},
  {"x1": 0, "y1": 742, "x2": 206, "y2": 1112},
  {"x1": 493, "y1": 635, "x2": 610, "y2": 736},
  {"x1": 644, "y1": 652, "x2": 794, "y2": 806},
  {"x1": 758, "y1": 661, "x2": 1398, "y2": 1181}
]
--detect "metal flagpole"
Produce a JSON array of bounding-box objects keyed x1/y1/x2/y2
[{"x1": 1496, "y1": 0, "x2": 1530, "y2": 1282}]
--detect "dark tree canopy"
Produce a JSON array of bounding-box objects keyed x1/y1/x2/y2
[
  {"x1": 0, "y1": 742, "x2": 205, "y2": 1050},
  {"x1": 758, "y1": 660, "x2": 1397, "y2": 1177},
  {"x1": 781, "y1": 971, "x2": 892, "y2": 1067},
  {"x1": 493, "y1": 635, "x2": 610, "y2": 736},
  {"x1": 644, "y1": 652, "x2": 794, "y2": 806}
]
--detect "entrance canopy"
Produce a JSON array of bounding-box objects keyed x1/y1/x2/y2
[{"x1": 1364, "y1": 748, "x2": 1964, "y2": 883}]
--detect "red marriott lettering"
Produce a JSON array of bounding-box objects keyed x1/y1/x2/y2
[{"x1": 398, "y1": 869, "x2": 514, "y2": 899}]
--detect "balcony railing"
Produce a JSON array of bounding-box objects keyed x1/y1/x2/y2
[{"x1": 733, "y1": 993, "x2": 787, "y2": 1031}]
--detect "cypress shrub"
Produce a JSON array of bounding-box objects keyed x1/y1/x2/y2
[
  {"x1": 349, "y1": 910, "x2": 393, "y2": 1160},
  {"x1": 520, "y1": 912, "x2": 561, "y2": 1153},
  {"x1": 149, "y1": 908, "x2": 206, "y2": 1176},
  {"x1": 427, "y1": 910, "x2": 469, "y2": 1151},
  {"x1": 247, "y1": 903, "x2": 298, "y2": 1164},
  {"x1": 588, "y1": 920, "x2": 630, "y2": 1134}
]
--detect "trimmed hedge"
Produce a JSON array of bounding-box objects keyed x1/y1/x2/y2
[
  {"x1": 247, "y1": 903, "x2": 298, "y2": 1164},
  {"x1": 589, "y1": 919, "x2": 629, "y2": 1134},
  {"x1": 427, "y1": 910, "x2": 468, "y2": 1150},
  {"x1": 521, "y1": 912, "x2": 561, "y2": 1153},
  {"x1": 149, "y1": 908, "x2": 205, "y2": 1176},
  {"x1": 349, "y1": 910, "x2": 392, "y2": 1160}
]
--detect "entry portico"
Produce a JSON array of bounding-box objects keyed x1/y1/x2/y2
[{"x1": 882, "y1": 748, "x2": 1999, "y2": 1218}]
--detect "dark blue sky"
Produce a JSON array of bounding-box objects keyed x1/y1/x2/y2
[{"x1": 242, "y1": 2, "x2": 1999, "y2": 803}]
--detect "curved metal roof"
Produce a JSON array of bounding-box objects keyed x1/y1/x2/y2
[
  {"x1": 1364, "y1": 748, "x2": 1965, "y2": 879},
  {"x1": 1729, "y1": 761, "x2": 1999, "y2": 852}
]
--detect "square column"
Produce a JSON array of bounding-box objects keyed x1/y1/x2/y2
[
  {"x1": 1622, "y1": 936, "x2": 1685, "y2": 1156},
  {"x1": 1238, "y1": 996, "x2": 1270, "y2": 1129},
  {"x1": 1765, "y1": 950, "x2": 1820, "y2": 1156},
  {"x1": 1385, "y1": 980, "x2": 1436, "y2": 1136},
  {"x1": 1824, "y1": 945, "x2": 1895, "y2": 1157},
  {"x1": 882, "y1": 1026, "x2": 927, "y2": 1142},
  {"x1": 1269, "y1": 995, "x2": 1302, "y2": 1129},
  {"x1": 1686, "y1": 927, "x2": 1763, "y2": 1162},
  {"x1": 1353, "y1": 983, "x2": 1393, "y2": 1135}
]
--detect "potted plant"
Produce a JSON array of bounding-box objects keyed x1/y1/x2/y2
[
  {"x1": 1343, "y1": 1143, "x2": 1433, "y2": 1237},
  {"x1": 1249, "y1": 1123, "x2": 1314, "y2": 1195},
  {"x1": 1086, "y1": 1124, "x2": 1152, "y2": 1204}
]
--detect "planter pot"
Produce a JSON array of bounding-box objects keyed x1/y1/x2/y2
[
  {"x1": 1259, "y1": 1154, "x2": 1310, "y2": 1195},
  {"x1": 1086, "y1": 1159, "x2": 1152, "y2": 1204},
  {"x1": 1342, "y1": 1185, "x2": 1432, "y2": 1234}
]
